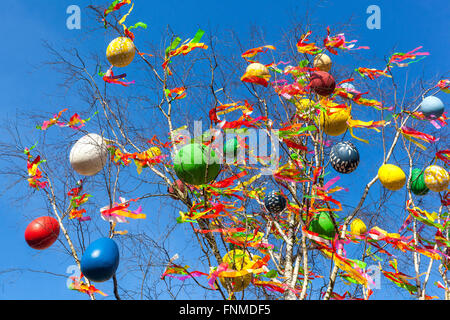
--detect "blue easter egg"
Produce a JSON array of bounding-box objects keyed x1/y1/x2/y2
[
  {"x1": 81, "y1": 238, "x2": 120, "y2": 282},
  {"x1": 340, "y1": 83, "x2": 355, "y2": 91},
  {"x1": 419, "y1": 96, "x2": 444, "y2": 119}
]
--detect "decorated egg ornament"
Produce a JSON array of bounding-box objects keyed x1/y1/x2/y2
[
  {"x1": 69, "y1": 133, "x2": 108, "y2": 176},
  {"x1": 340, "y1": 82, "x2": 356, "y2": 92},
  {"x1": 409, "y1": 168, "x2": 429, "y2": 196},
  {"x1": 350, "y1": 219, "x2": 367, "y2": 236},
  {"x1": 318, "y1": 104, "x2": 351, "y2": 136},
  {"x1": 378, "y1": 164, "x2": 406, "y2": 191},
  {"x1": 173, "y1": 143, "x2": 221, "y2": 185},
  {"x1": 264, "y1": 190, "x2": 287, "y2": 214},
  {"x1": 424, "y1": 165, "x2": 449, "y2": 192},
  {"x1": 418, "y1": 96, "x2": 444, "y2": 119},
  {"x1": 81, "y1": 238, "x2": 120, "y2": 283},
  {"x1": 219, "y1": 249, "x2": 253, "y2": 292},
  {"x1": 310, "y1": 71, "x2": 336, "y2": 97},
  {"x1": 313, "y1": 53, "x2": 332, "y2": 72},
  {"x1": 330, "y1": 141, "x2": 360, "y2": 174},
  {"x1": 309, "y1": 212, "x2": 336, "y2": 239},
  {"x1": 106, "y1": 37, "x2": 136, "y2": 68},
  {"x1": 25, "y1": 216, "x2": 60, "y2": 250},
  {"x1": 245, "y1": 62, "x2": 270, "y2": 78}
]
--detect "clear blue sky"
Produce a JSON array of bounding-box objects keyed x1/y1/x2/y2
[{"x1": 0, "y1": 0, "x2": 448, "y2": 300}]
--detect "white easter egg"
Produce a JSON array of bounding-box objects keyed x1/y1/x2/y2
[{"x1": 70, "y1": 133, "x2": 108, "y2": 176}]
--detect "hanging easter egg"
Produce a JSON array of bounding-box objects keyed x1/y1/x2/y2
[
  {"x1": 424, "y1": 165, "x2": 449, "y2": 192},
  {"x1": 318, "y1": 103, "x2": 351, "y2": 136},
  {"x1": 308, "y1": 212, "x2": 336, "y2": 239},
  {"x1": 330, "y1": 141, "x2": 360, "y2": 174},
  {"x1": 219, "y1": 249, "x2": 253, "y2": 292},
  {"x1": 418, "y1": 96, "x2": 445, "y2": 119},
  {"x1": 106, "y1": 37, "x2": 136, "y2": 68},
  {"x1": 378, "y1": 164, "x2": 406, "y2": 191},
  {"x1": 264, "y1": 190, "x2": 287, "y2": 214},
  {"x1": 168, "y1": 179, "x2": 186, "y2": 199},
  {"x1": 350, "y1": 219, "x2": 367, "y2": 236},
  {"x1": 409, "y1": 168, "x2": 429, "y2": 196},
  {"x1": 70, "y1": 133, "x2": 108, "y2": 176},
  {"x1": 24, "y1": 216, "x2": 60, "y2": 250},
  {"x1": 340, "y1": 82, "x2": 356, "y2": 92},
  {"x1": 81, "y1": 238, "x2": 120, "y2": 283},
  {"x1": 245, "y1": 62, "x2": 270, "y2": 78},
  {"x1": 313, "y1": 53, "x2": 332, "y2": 72},
  {"x1": 223, "y1": 137, "x2": 239, "y2": 159},
  {"x1": 310, "y1": 71, "x2": 336, "y2": 96},
  {"x1": 173, "y1": 143, "x2": 221, "y2": 185},
  {"x1": 147, "y1": 147, "x2": 162, "y2": 158}
]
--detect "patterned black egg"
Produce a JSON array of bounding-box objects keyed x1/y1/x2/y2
[
  {"x1": 330, "y1": 141, "x2": 360, "y2": 174},
  {"x1": 264, "y1": 191, "x2": 287, "y2": 214}
]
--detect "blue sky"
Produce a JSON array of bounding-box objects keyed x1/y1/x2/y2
[{"x1": 0, "y1": 0, "x2": 448, "y2": 300}]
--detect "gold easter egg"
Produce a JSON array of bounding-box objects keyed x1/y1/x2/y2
[{"x1": 106, "y1": 37, "x2": 136, "y2": 68}]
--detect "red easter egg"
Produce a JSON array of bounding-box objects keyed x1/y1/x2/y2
[
  {"x1": 310, "y1": 71, "x2": 336, "y2": 96},
  {"x1": 168, "y1": 180, "x2": 186, "y2": 199},
  {"x1": 25, "y1": 216, "x2": 60, "y2": 250}
]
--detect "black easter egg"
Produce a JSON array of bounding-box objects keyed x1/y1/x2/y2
[
  {"x1": 264, "y1": 191, "x2": 287, "y2": 214},
  {"x1": 330, "y1": 141, "x2": 360, "y2": 174}
]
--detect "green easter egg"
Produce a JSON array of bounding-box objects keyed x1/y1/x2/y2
[
  {"x1": 309, "y1": 212, "x2": 336, "y2": 239},
  {"x1": 409, "y1": 168, "x2": 429, "y2": 196},
  {"x1": 173, "y1": 143, "x2": 221, "y2": 185}
]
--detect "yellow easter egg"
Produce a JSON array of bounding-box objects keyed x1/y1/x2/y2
[
  {"x1": 245, "y1": 63, "x2": 270, "y2": 78},
  {"x1": 424, "y1": 165, "x2": 449, "y2": 192},
  {"x1": 313, "y1": 53, "x2": 332, "y2": 72},
  {"x1": 219, "y1": 249, "x2": 253, "y2": 292},
  {"x1": 378, "y1": 164, "x2": 406, "y2": 191},
  {"x1": 350, "y1": 219, "x2": 367, "y2": 236},
  {"x1": 147, "y1": 147, "x2": 162, "y2": 158},
  {"x1": 318, "y1": 102, "x2": 351, "y2": 136},
  {"x1": 106, "y1": 37, "x2": 136, "y2": 68}
]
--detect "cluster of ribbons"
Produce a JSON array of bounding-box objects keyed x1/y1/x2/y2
[
  {"x1": 36, "y1": 109, "x2": 98, "y2": 131},
  {"x1": 67, "y1": 180, "x2": 92, "y2": 222},
  {"x1": 24, "y1": 144, "x2": 48, "y2": 190}
]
